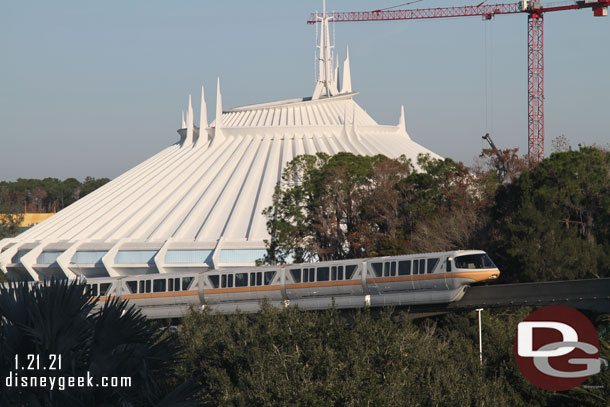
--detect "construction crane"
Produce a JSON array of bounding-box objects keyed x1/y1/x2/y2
[
  {"x1": 482, "y1": 133, "x2": 508, "y2": 178},
  {"x1": 308, "y1": 0, "x2": 609, "y2": 163}
]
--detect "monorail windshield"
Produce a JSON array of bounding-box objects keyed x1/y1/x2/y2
[{"x1": 454, "y1": 254, "x2": 496, "y2": 269}]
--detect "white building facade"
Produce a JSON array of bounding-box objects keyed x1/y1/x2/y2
[{"x1": 0, "y1": 10, "x2": 441, "y2": 281}]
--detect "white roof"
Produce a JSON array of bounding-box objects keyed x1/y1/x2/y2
[{"x1": 0, "y1": 15, "x2": 442, "y2": 281}]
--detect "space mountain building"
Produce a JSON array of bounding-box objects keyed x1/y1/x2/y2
[{"x1": 0, "y1": 12, "x2": 441, "y2": 281}]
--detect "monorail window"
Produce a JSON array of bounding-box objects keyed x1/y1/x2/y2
[
  {"x1": 317, "y1": 267, "x2": 330, "y2": 282},
  {"x1": 221, "y1": 274, "x2": 227, "y2": 288},
  {"x1": 383, "y1": 262, "x2": 397, "y2": 276},
  {"x1": 290, "y1": 269, "x2": 301, "y2": 283},
  {"x1": 412, "y1": 260, "x2": 418, "y2": 275},
  {"x1": 249, "y1": 272, "x2": 263, "y2": 286},
  {"x1": 372, "y1": 262, "x2": 382, "y2": 277},
  {"x1": 209, "y1": 275, "x2": 220, "y2": 288},
  {"x1": 126, "y1": 281, "x2": 137, "y2": 294},
  {"x1": 153, "y1": 279, "x2": 166, "y2": 293},
  {"x1": 228, "y1": 274, "x2": 234, "y2": 288},
  {"x1": 235, "y1": 273, "x2": 248, "y2": 287},
  {"x1": 169, "y1": 277, "x2": 180, "y2": 291},
  {"x1": 427, "y1": 258, "x2": 439, "y2": 274},
  {"x1": 305, "y1": 268, "x2": 315, "y2": 282},
  {"x1": 346, "y1": 265, "x2": 357, "y2": 279},
  {"x1": 182, "y1": 276, "x2": 194, "y2": 290},
  {"x1": 446, "y1": 258, "x2": 452, "y2": 272},
  {"x1": 139, "y1": 281, "x2": 145, "y2": 293},
  {"x1": 145, "y1": 280, "x2": 151, "y2": 293},
  {"x1": 331, "y1": 265, "x2": 344, "y2": 281},
  {"x1": 454, "y1": 254, "x2": 496, "y2": 269},
  {"x1": 264, "y1": 271, "x2": 276, "y2": 285},
  {"x1": 399, "y1": 260, "x2": 411, "y2": 276}
]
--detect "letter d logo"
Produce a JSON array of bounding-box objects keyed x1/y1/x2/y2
[{"x1": 517, "y1": 321, "x2": 577, "y2": 357}]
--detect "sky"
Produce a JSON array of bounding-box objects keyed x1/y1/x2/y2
[{"x1": 1, "y1": 0, "x2": 608, "y2": 181}]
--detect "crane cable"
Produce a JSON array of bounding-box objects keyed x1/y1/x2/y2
[{"x1": 375, "y1": 0, "x2": 426, "y2": 12}]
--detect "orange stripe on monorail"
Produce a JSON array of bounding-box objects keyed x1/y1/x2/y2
[
  {"x1": 205, "y1": 286, "x2": 281, "y2": 295},
  {"x1": 88, "y1": 296, "x2": 112, "y2": 303},
  {"x1": 367, "y1": 270, "x2": 499, "y2": 284},
  {"x1": 286, "y1": 280, "x2": 362, "y2": 289}
]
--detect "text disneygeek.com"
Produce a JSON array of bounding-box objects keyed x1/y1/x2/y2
[
  {"x1": 4, "y1": 353, "x2": 131, "y2": 391},
  {"x1": 5, "y1": 371, "x2": 132, "y2": 391}
]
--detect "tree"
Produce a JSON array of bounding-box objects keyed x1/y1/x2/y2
[
  {"x1": 263, "y1": 153, "x2": 413, "y2": 263},
  {"x1": 0, "y1": 280, "x2": 197, "y2": 406},
  {"x1": 492, "y1": 147, "x2": 610, "y2": 282},
  {"x1": 0, "y1": 204, "x2": 23, "y2": 240}
]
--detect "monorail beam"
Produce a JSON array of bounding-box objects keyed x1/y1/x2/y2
[
  {"x1": 394, "y1": 278, "x2": 610, "y2": 316},
  {"x1": 449, "y1": 278, "x2": 610, "y2": 313}
]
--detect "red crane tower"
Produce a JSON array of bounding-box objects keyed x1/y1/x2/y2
[{"x1": 308, "y1": 1, "x2": 609, "y2": 163}]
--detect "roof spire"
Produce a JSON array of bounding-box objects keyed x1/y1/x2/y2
[
  {"x1": 181, "y1": 111, "x2": 186, "y2": 129},
  {"x1": 200, "y1": 86, "x2": 208, "y2": 129},
  {"x1": 197, "y1": 86, "x2": 209, "y2": 146},
  {"x1": 312, "y1": 0, "x2": 338, "y2": 100},
  {"x1": 341, "y1": 45, "x2": 352, "y2": 93},
  {"x1": 186, "y1": 94, "x2": 194, "y2": 145},
  {"x1": 398, "y1": 105, "x2": 406, "y2": 131},
  {"x1": 211, "y1": 77, "x2": 225, "y2": 146}
]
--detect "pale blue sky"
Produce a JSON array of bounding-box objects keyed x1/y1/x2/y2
[{"x1": 1, "y1": 1, "x2": 608, "y2": 181}]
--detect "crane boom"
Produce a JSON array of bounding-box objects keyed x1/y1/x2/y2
[
  {"x1": 307, "y1": 2, "x2": 520, "y2": 23},
  {"x1": 308, "y1": 1, "x2": 609, "y2": 163},
  {"x1": 307, "y1": 1, "x2": 609, "y2": 24}
]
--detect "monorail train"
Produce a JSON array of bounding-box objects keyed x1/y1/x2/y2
[{"x1": 78, "y1": 250, "x2": 500, "y2": 319}]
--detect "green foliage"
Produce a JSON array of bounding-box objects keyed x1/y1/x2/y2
[
  {"x1": 179, "y1": 305, "x2": 610, "y2": 407},
  {"x1": 263, "y1": 152, "x2": 413, "y2": 262},
  {"x1": 178, "y1": 305, "x2": 513, "y2": 407},
  {"x1": 0, "y1": 280, "x2": 197, "y2": 406},
  {"x1": 493, "y1": 147, "x2": 610, "y2": 282},
  {"x1": 0, "y1": 176, "x2": 110, "y2": 213},
  {"x1": 0, "y1": 205, "x2": 23, "y2": 239},
  {"x1": 404, "y1": 156, "x2": 494, "y2": 253}
]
